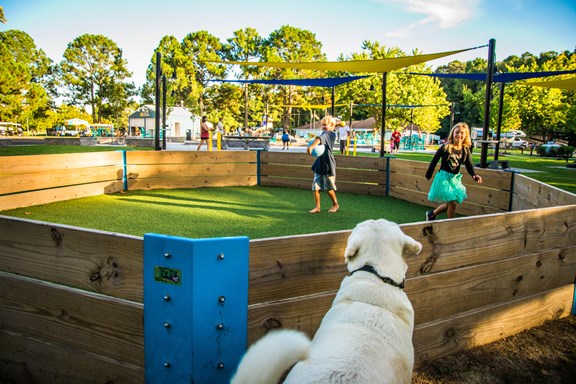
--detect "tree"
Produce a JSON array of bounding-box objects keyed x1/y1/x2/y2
[
  {"x1": 181, "y1": 31, "x2": 227, "y2": 116},
  {"x1": 342, "y1": 41, "x2": 449, "y2": 134},
  {"x1": 141, "y1": 35, "x2": 196, "y2": 110},
  {"x1": 60, "y1": 34, "x2": 135, "y2": 123},
  {"x1": 261, "y1": 25, "x2": 326, "y2": 129},
  {"x1": 0, "y1": 30, "x2": 54, "y2": 130},
  {"x1": 224, "y1": 27, "x2": 264, "y2": 129}
]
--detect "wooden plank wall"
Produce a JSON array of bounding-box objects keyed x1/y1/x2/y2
[
  {"x1": 260, "y1": 151, "x2": 388, "y2": 195},
  {"x1": 389, "y1": 159, "x2": 513, "y2": 216},
  {"x1": 512, "y1": 173, "x2": 576, "y2": 211},
  {"x1": 246, "y1": 205, "x2": 576, "y2": 366},
  {"x1": 0, "y1": 152, "x2": 124, "y2": 210},
  {"x1": 125, "y1": 150, "x2": 257, "y2": 190},
  {"x1": 260, "y1": 153, "x2": 513, "y2": 216},
  {"x1": 0, "y1": 216, "x2": 145, "y2": 383},
  {"x1": 1, "y1": 204, "x2": 573, "y2": 382}
]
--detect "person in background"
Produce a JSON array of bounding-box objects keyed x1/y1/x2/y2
[
  {"x1": 281, "y1": 130, "x2": 290, "y2": 150},
  {"x1": 307, "y1": 116, "x2": 339, "y2": 213},
  {"x1": 216, "y1": 118, "x2": 225, "y2": 135},
  {"x1": 197, "y1": 116, "x2": 213, "y2": 151},
  {"x1": 337, "y1": 120, "x2": 350, "y2": 155},
  {"x1": 425, "y1": 122, "x2": 482, "y2": 220},
  {"x1": 391, "y1": 128, "x2": 402, "y2": 154}
]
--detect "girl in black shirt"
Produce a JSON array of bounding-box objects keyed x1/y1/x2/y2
[{"x1": 425, "y1": 122, "x2": 482, "y2": 220}]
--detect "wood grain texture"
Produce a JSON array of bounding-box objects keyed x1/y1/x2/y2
[
  {"x1": 0, "y1": 329, "x2": 144, "y2": 383},
  {"x1": 0, "y1": 151, "x2": 123, "y2": 175},
  {"x1": 407, "y1": 245, "x2": 576, "y2": 324},
  {"x1": 127, "y1": 175, "x2": 257, "y2": 190},
  {"x1": 0, "y1": 216, "x2": 144, "y2": 302},
  {"x1": 513, "y1": 173, "x2": 576, "y2": 210},
  {"x1": 413, "y1": 285, "x2": 573, "y2": 366},
  {"x1": 0, "y1": 271, "x2": 144, "y2": 366},
  {"x1": 0, "y1": 180, "x2": 124, "y2": 211},
  {"x1": 126, "y1": 163, "x2": 256, "y2": 179},
  {"x1": 0, "y1": 165, "x2": 123, "y2": 195},
  {"x1": 125, "y1": 149, "x2": 255, "y2": 164}
]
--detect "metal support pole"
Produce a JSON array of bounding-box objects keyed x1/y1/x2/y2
[
  {"x1": 450, "y1": 101, "x2": 455, "y2": 129},
  {"x1": 162, "y1": 74, "x2": 167, "y2": 150},
  {"x1": 331, "y1": 86, "x2": 335, "y2": 116},
  {"x1": 349, "y1": 100, "x2": 353, "y2": 128},
  {"x1": 480, "y1": 38, "x2": 496, "y2": 168},
  {"x1": 494, "y1": 82, "x2": 506, "y2": 161},
  {"x1": 154, "y1": 51, "x2": 162, "y2": 151},
  {"x1": 380, "y1": 72, "x2": 388, "y2": 157}
]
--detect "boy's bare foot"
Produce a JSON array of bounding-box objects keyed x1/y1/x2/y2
[
  {"x1": 309, "y1": 208, "x2": 321, "y2": 214},
  {"x1": 328, "y1": 205, "x2": 339, "y2": 213}
]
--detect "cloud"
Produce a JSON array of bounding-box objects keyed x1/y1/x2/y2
[{"x1": 374, "y1": 0, "x2": 480, "y2": 37}]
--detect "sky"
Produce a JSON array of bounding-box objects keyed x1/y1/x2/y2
[{"x1": 2, "y1": 0, "x2": 575, "y2": 89}]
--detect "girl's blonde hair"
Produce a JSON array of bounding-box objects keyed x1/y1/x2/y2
[{"x1": 444, "y1": 122, "x2": 472, "y2": 153}]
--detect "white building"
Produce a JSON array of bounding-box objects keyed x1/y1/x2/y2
[{"x1": 128, "y1": 105, "x2": 200, "y2": 139}]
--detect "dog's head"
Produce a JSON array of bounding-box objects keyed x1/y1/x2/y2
[{"x1": 344, "y1": 219, "x2": 421, "y2": 276}]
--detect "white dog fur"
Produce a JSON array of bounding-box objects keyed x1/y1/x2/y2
[{"x1": 231, "y1": 219, "x2": 422, "y2": 384}]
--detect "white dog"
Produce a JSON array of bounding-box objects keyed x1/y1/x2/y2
[{"x1": 231, "y1": 219, "x2": 422, "y2": 384}]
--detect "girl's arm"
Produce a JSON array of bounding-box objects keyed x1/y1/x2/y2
[
  {"x1": 464, "y1": 148, "x2": 483, "y2": 183},
  {"x1": 425, "y1": 146, "x2": 444, "y2": 180}
]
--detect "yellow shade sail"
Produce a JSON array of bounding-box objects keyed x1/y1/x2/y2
[
  {"x1": 278, "y1": 103, "x2": 350, "y2": 108},
  {"x1": 524, "y1": 77, "x2": 576, "y2": 90},
  {"x1": 203, "y1": 47, "x2": 477, "y2": 73}
]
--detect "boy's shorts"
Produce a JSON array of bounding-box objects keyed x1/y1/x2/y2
[{"x1": 312, "y1": 173, "x2": 337, "y2": 192}]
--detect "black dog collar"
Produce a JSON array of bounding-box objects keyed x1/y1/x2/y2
[{"x1": 351, "y1": 265, "x2": 405, "y2": 290}]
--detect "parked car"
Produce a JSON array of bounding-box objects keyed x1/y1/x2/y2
[
  {"x1": 504, "y1": 130, "x2": 527, "y2": 138},
  {"x1": 510, "y1": 137, "x2": 529, "y2": 149}
]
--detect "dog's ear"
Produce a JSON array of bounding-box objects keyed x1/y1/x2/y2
[
  {"x1": 344, "y1": 236, "x2": 360, "y2": 263},
  {"x1": 403, "y1": 235, "x2": 422, "y2": 256}
]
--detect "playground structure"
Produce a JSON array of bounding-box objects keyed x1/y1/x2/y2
[{"x1": 0, "y1": 150, "x2": 574, "y2": 383}]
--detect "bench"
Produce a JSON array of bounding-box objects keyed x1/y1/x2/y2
[
  {"x1": 488, "y1": 160, "x2": 510, "y2": 169},
  {"x1": 223, "y1": 136, "x2": 270, "y2": 150}
]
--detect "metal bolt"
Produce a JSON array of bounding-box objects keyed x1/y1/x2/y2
[
  {"x1": 164, "y1": 252, "x2": 171, "y2": 258},
  {"x1": 217, "y1": 362, "x2": 225, "y2": 369},
  {"x1": 164, "y1": 321, "x2": 171, "y2": 328},
  {"x1": 164, "y1": 295, "x2": 171, "y2": 302},
  {"x1": 216, "y1": 323, "x2": 224, "y2": 330},
  {"x1": 164, "y1": 362, "x2": 171, "y2": 368},
  {"x1": 218, "y1": 296, "x2": 226, "y2": 303},
  {"x1": 217, "y1": 253, "x2": 225, "y2": 260}
]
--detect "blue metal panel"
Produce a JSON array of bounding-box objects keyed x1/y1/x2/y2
[
  {"x1": 121, "y1": 150, "x2": 128, "y2": 191},
  {"x1": 144, "y1": 234, "x2": 249, "y2": 383},
  {"x1": 572, "y1": 278, "x2": 576, "y2": 316}
]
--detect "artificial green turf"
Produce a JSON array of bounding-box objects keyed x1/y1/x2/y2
[
  {"x1": 1, "y1": 186, "x2": 429, "y2": 239},
  {"x1": 0, "y1": 144, "x2": 148, "y2": 156}
]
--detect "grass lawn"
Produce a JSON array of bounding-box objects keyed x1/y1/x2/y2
[
  {"x1": 391, "y1": 150, "x2": 576, "y2": 194},
  {"x1": 0, "y1": 144, "x2": 149, "y2": 156},
  {"x1": 1, "y1": 186, "x2": 429, "y2": 239},
  {"x1": 1, "y1": 145, "x2": 574, "y2": 239}
]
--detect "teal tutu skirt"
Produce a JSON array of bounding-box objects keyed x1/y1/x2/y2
[{"x1": 428, "y1": 170, "x2": 467, "y2": 204}]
